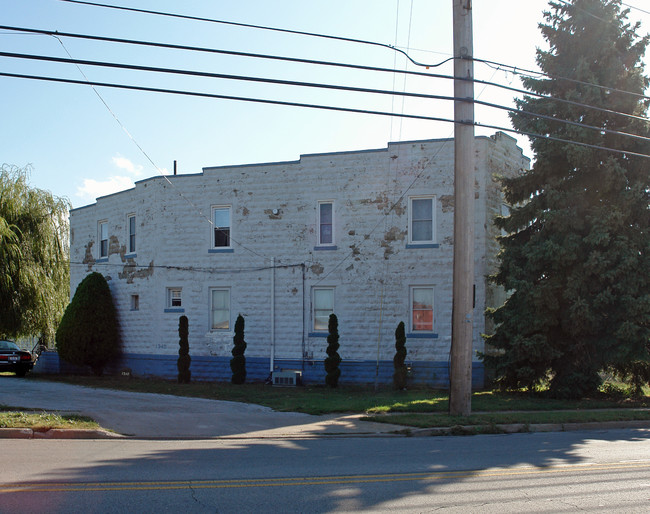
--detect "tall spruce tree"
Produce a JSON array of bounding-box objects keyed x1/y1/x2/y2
[{"x1": 485, "y1": 0, "x2": 650, "y2": 397}]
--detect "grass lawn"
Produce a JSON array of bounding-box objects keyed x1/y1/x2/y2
[
  {"x1": 0, "y1": 405, "x2": 100, "y2": 430},
  {"x1": 36, "y1": 374, "x2": 650, "y2": 424}
]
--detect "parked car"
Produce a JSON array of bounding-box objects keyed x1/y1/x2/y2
[{"x1": 0, "y1": 340, "x2": 34, "y2": 377}]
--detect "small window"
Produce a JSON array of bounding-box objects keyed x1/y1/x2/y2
[
  {"x1": 131, "y1": 294, "x2": 139, "y2": 311},
  {"x1": 99, "y1": 221, "x2": 108, "y2": 258},
  {"x1": 411, "y1": 286, "x2": 434, "y2": 332},
  {"x1": 128, "y1": 214, "x2": 136, "y2": 253},
  {"x1": 212, "y1": 206, "x2": 231, "y2": 248},
  {"x1": 167, "y1": 288, "x2": 182, "y2": 308},
  {"x1": 210, "y1": 288, "x2": 230, "y2": 330},
  {"x1": 318, "y1": 201, "x2": 334, "y2": 246},
  {"x1": 409, "y1": 196, "x2": 435, "y2": 244},
  {"x1": 313, "y1": 287, "x2": 334, "y2": 331}
]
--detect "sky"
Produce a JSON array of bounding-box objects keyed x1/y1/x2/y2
[{"x1": 2, "y1": 0, "x2": 649, "y2": 209}]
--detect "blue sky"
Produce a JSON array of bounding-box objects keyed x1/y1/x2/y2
[{"x1": 2, "y1": 0, "x2": 648, "y2": 208}]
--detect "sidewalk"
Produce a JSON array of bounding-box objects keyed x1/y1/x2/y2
[{"x1": 0, "y1": 378, "x2": 406, "y2": 439}]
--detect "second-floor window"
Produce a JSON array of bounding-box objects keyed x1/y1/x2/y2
[
  {"x1": 99, "y1": 220, "x2": 108, "y2": 258},
  {"x1": 212, "y1": 206, "x2": 231, "y2": 248},
  {"x1": 318, "y1": 201, "x2": 334, "y2": 246},
  {"x1": 409, "y1": 196, "x2": 435, "y2": 244},
  {"x1": 128, "y1": 214, "x2": 136, "y2": 253}
]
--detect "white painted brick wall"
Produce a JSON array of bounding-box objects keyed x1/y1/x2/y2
[{"x1": 69, "y1": 133, "x2": 528, "y2": 364}]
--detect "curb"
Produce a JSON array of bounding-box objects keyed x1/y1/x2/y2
[
  {"x1": 408, "y1": 419, "x2": 650, "y2": 437},
  {"x1": 0, "y1": 428, "x2": 124, "y2": 439}
]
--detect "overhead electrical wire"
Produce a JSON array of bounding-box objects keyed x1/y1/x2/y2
[
  {"x1": 59, "y1": 0, "x2": 453, "y2": 68},
  {"x1": 2, "y1": 70, "x2": 648, "y2": 160},
  {"x1": 4, "y1": 50, "x2": 648, "y2": 145},
  {"x1": 2, "y1": 25, "x2": 647, "y2": 125},
  {"x1": 57, "y1": 0, "x2": 650, "y2": 103}
]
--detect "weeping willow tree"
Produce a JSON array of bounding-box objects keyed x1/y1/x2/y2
[{"x1": 0, "y1": 164, "x2": 70, "y2": 344}]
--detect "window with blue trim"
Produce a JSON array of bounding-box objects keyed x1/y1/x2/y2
[
  {"x1": 411, "y1": 286, "x2": 434, "y2": 332},
  {"x1": 166, "y1": 287, "x2": 182, "y2": 311},
  {"x1": 98, "y1": 220, "x2": 108, "y2": 258},
  {"x1": 212, "y1": 206, "x2": 231, "y2": 249},
  {"x1": 408, "y1": 196, "x2": 436, "y2": 245},
  {"x1": 318, "y1": 201, "x2": 334, "y2": 246},
  {"x1": 312, "y1": 287, "x2": 334, "y2": 332},
  {"x1": 127, "y1": 214, "x2": 136, "y2": 253}
]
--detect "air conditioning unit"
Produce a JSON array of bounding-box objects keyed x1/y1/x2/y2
[{"x1": 272, "y1": 370, "x2": 301, "y2": 387}]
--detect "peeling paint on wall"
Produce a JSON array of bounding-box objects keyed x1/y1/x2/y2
[
  {"x1": 440, "y1": 195, "x2": 454, "y2": 212},
  {"x1": 118, "y1": 260, "x2": 155, "y2": 284},
  {"x1": 83, "y1": 241, "x2": 95, "y2": 270},
  {"x1": 310, "y1": 263, "x2": 324, "y2": 275},
  {"x1": 383, "y1": 226, "x2": 405, "y2": 242}
]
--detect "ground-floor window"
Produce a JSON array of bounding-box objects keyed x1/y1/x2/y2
[
  {"x1": 210, "y1": 288, "x2": 230, "y2": 330},
  {"x1": 312, "y1": 287, "x2": 334, "y2": 331},
  {"x1": 411, "y1": 286, "x2": 434, "y2": 332}
]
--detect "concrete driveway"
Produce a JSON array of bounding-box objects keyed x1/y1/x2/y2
[{"x1": 0, "y1": 377, "x2": 404, "y2": 438}]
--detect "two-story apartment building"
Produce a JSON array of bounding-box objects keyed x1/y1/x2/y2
[{"x1": 66, "y1": 132, "x2": 528, "y2": 386}]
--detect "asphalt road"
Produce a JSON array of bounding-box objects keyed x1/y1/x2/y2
[
  {"x1": 0, "y1": 376, "x2": 404, "y2": 438},
  {"x1": 2, "y1": 429, "x2": 650, "y2": 512}
]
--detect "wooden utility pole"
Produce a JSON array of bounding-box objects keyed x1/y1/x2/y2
[{"x1": 449, "y1": 0, "x2": 475, "y2": 416}]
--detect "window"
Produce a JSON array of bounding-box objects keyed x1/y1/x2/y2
[
  {"x1": 210, "y1": 288, "x2": 230, "y2": 330},
  {"x1": 167, "y1": 288, "x2": 182, "y2": 308},
  {"x1": 98, "y1": 221, "x2": 108, "y2": 258},
  {"x1": 130, "y1": 294, "x2": 139, "y2": 311},
  {"x1": 127, "y1": 214, "x2": 136, "y2": 253},
  {"x1": 409, "y1": 196, "x2": 435, "y2": 244},
  {"x1": 318, "y1": 201, "x2": 334, "y2": 246},
  {"x1": 212, "y1": 206, "x2": 231, "y2": 248},
  {"x1": 411, "y1": 286, "x2": 434, "y2": 332},
  {"x1": 312, "y1": 287, "x2": 334, "y2": 331}
]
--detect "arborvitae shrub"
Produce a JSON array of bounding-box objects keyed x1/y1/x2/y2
[
  {"x1": 55, "y1": 272, "x2": 121, "y2": 376},
  {"x1": 230, "y1": 314, "x2": 247, "y2": 384},
  {"x1": 177, "y1": 315, "x2": 191, "y2": 384},
  {"x1": 393, "y1": 321, "x2": 407, "y2": 389},
  {"x1": 324, "y1": 313, "x2": 341, "y2": 388}
]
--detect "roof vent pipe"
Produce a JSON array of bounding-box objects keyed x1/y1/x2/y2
[{"x1": 173, "y1": 160, "x2": 177, "y2": 175}]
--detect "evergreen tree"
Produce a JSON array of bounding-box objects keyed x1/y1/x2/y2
[
  {"x1": 56, "y1": 272, "x2": 121, "y2": 375},
  {"x1": 393, "y1": 321, "x2": 408, "y2": 390},
  {"x1": 325, "y1": 314, "x2": 341, "y2": 387},
  {"x1": 230, "y1": 314, "x2": 247, "y2": 384},
  {"x1": 485, "y1": 0, "x2": 650, "y2": 397},
  {"x1": 177, "y1": 315, "x2": 191, "y2": 384},
  {"x1": 0, "y1": 164, "x2": 70, "y2": 343}
]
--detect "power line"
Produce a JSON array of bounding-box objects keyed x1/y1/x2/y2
[
  {"x1": 2, "y1": 25, "x2": 647, "y2": 124},
  {"x1": 60, "y1": 0, "x2": 453, "y2": 69},
  {"x1": 5, "y1": 50, "x2": 649, "y2": 144},
  {"x1": 68, "y1": 260, "x2": 304, "y2": 273},
  {"x1": 3, "y1": 70, "x2": 649, "y2": 160},
  {"x1": 621, "y1": 1, "x2": 650, "y2": 16}
]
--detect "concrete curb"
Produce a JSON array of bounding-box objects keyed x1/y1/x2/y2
[
  {"x1": 2, "y1": 420, "x2": 650, "y2": 439},
  {"x1": 0, "y1": 428, "x2": 124, "y2": 439},
  {"x1": 408, "y1": 419, "x2": 650, "y2": 437}
]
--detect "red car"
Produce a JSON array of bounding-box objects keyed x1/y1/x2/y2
[{"x1": 0, "y1": 340, "x2": 34, "y2": 377}]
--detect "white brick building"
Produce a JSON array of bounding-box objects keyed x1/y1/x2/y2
[{"x1": 67, "y1": 132, "x2": 528, "y2": 386}]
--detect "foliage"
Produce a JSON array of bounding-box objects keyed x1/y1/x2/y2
[
  {"x1": 55, "y1": 272, "x2": 121, "y2": 375},
  {"x1": 324, "y1": 313, "x2": 341, "y2": 387},
  {"x1": 393, "y1": 321, "x2": 408, "y2": 389},
  {"x1": 0, "y1": 164, "x2": 70, "y2": 343},
  {"x1": 484, "y1": 0, "x2": 650, "y2": 398},
  {"x1": 230, "y1": 314, "x2": 247, "y2": 384},
  {"x1": 177, "y1": 315, "x2": 191, "y2": 384}
]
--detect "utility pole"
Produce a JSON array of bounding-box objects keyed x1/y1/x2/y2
[{"x1": 449, "y1": 0, "x2": 475, "y2": 416}]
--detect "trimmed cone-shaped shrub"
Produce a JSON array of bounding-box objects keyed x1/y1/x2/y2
[
  {"x1": 230, "y1": 314, "x2": 247, "y2": 384},
  {"x1": 55, "y1": 272, "x2": 121, "y2": 376},
  {"x1": 177, "y1": 315, "x2": 191, "y2": 383},
  {"x1": 324, "y1": 313, "x2": 341, "y2": 388},
  {"x1": 393, "y1": 321, "x2": 407, "y2": 389}
]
